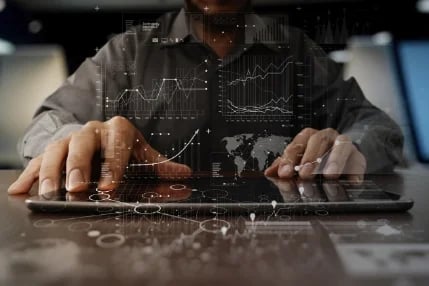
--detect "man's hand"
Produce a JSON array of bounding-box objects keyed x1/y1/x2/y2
[
  {"x1": 8, "y1": 116, "x2": 192, "y2": 195},
  {"x1": 264, "y1": 128, "x2": 366, "y2": 182}
]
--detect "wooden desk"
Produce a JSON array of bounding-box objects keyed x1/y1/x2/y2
[{"x1": 1, "y1": 166, "x2": 429, "y2": 286}]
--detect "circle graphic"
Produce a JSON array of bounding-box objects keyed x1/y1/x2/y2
[
  {"x1": 142, "y1": 192, "x2": 160, "y2": 199},
  {"x1": 199, "y1": 218, "x2": 231, "y2": 234},
  {"x1": 169, "y1": 184, "x2": 187, "y2": 191},
  {"x1": 89, "y1": 193, "x2": 110, "y2": 202},
  {"x1": 68, "y1": 222, "x2": 92, "y2": 232},
  {"x1": 96, "y1": 233, "x2": 125, "y2": 248},
  {"x1": 133, "y1": 204, "x2": 161, "y2": 215},
  {"x1": 33, "y1": 219, "x2": 55, "y2": 228}
]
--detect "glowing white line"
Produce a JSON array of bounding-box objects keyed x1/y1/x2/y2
[
  {"x1": 226, "y1": 95, "x2": 294, "y2": 114},
  {"x1": 223, "y1": 56, "x2": 293, "y2": 86},
  {"x1": 111, "y1": 78, "x2": 207, "y2": 103},
  {"x1": 129, "y1": 129, "x2": 199, "y2": 166}
]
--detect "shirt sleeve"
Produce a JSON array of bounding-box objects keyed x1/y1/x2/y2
[
  {"x1": 297, "y1": 31, "x2": 404, "y2": 173},
  {"x1": 323, "y1": 73, "x2": 404, "y2": 173},
  {"x1": 18, "y1": 33, "x2": 133, "y2": 166}
]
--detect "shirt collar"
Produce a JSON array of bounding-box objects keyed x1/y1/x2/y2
[
  {"x1": 162, "y1": 8, "x2": 193, "y2": 46},
  {"x1": 163, "y1": 8, "x2": 286, "y2": 53}
]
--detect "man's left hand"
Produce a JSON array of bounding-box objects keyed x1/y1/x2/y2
[{"x1": 264, "y1": 128, "x2": 366, "y2": 182}]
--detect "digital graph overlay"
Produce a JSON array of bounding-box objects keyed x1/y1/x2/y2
[
  {"x1": 244, "y1": 14, "x2": 289, "y2": 44},
  {"x1": 125, "y1": 129, "x2": 202, "y2": 178},
  {"x1": 218, "y1": 55, "x2": 295, "y2": 122},
  {"x1": 105, "y1": 60, "x2": 209, "y2": 120}
]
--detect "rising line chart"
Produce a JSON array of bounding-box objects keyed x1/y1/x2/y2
[{"x1": 218, "y1": 55, "x2": 295, "y2": 122}]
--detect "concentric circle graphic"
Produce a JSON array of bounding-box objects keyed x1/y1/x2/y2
[
  {"x1": 142, "y1": 192, "x2": 160, "y2": 199},
  {"x1": 33, "y1": 219, "x2": 55, "y2": 228},
  {"x1": 89, "y1": 193, "x2": 110, "y2": 202},
  {"x1": 133, "y1": 204, "x2": 162, "y2": 215},
  {"x1": 68, "y1": 222, "x2": 92, "y2": 232},
  {"x1": 199, "y1": 218, "x2": 231, "y2": 234},
  {"x1": 96, "y1": 233, "x2": 126, "y2": 248},
  {"x1": 169, "y1": 184, "x2": 187, "y2": 191}
]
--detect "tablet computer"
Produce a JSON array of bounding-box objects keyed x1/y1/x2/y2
[{"x1": 25, "y1": 177, "x2": 413, "y2": 215}]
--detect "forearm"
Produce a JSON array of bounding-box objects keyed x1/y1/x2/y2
[
  {"x1": 16, "y1": 33, "x2": 130, "y2": 167},
  {"x1": 344, "y1": 117, "x2": 404, "y2": 173},
  {"x1": 334, "y1": 79, "x2": 404, "y2": 173}
]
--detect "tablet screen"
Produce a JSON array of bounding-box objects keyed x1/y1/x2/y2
[{"x1": 38, "y1": 177, "x2": 396, "y2": 205}]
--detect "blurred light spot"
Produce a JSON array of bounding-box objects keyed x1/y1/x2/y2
[
  {"x1": 417, "y1": 0, "x2": 429, "y2": 13},
  {"x1": 329, "y1": 50, "x2": 351, "y2": 63},
  {"x1": 0, "y1": 0, "x2": 6, "y2": 12},
  {"x1": 29, "y1": 20, "x2": 43, "y2": 34},
  {"x1": 372, "y1": 31, "x2": 392, "y2": 45},
  {"x1": 0, "y1": 38, "x2": 15, "y2": 55}
]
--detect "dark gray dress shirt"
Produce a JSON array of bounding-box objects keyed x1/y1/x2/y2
[{"x1": 18, "y1": 9, "x2": 404, "y2": 175}]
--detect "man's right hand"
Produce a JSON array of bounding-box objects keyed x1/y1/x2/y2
[{"x1": 7, "y1": 116, "x2": 192, "y2": 195}]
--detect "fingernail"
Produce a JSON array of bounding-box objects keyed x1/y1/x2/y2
[
  {"x1": 279, "y1": 165, "x2": 292, "y2": 177},
  {"x1": 40, "y1": 179, "x2": 55, "y2": 195},
  {"x1": 300, "y1": 163, "x2": 314, "y2": 176},
  {"x1": 67, "y1": 169, "x2": 84, "y2": 190},
  {"x1": 325, "y1": 162, "x2": 338, "y2": 175}
]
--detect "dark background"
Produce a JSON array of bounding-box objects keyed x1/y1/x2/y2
[{"x1": 1, "y1": 0, "x2": 428, "y2": 73}]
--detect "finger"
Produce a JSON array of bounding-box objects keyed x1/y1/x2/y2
[
  {"x1": 131, "y1": 128, "x2": 192, "y2": 179},
  {"x1": 344, "y1": 149, "x2": 367, "y2": 184},
  {"x1": 66, "y1": 191, "x2": 90, "y2": 202},
  {"x1": 38, "y1": 138, "x2": 69, "y2": 195},
  {"x1": 98, "y1": 116, "x2": 135, "y2": 190},
  {"x1": 278, "y1": 128, "x2": 317, "y2": 178},
  {"x1": 136, "y1": 141, "x2": 192, "y2": 179},
  {"x1": 8, "y1": 156, "x2": 42, "y2": 195},
  {"x1": 155, "y1": 160, "x2": 192, "y2": 179},
  {"x1": 296, "y1": 178, "x2": 323, "y2": 202},
  {"x1": 66, "y1": 128, "x2": 99, "y2": 192},
  {"x1": 264, "y1": 157, "x2": 281, "y2": 177},
  {"x1": 323, "y1": 135, "x2": 354, "y2": 180},
  {"x1": 299, "y1": 128, "x2": 338, "y2": 179},
  {"x1": 266, "y1": 176, "x2": 300, "y2": 202}
]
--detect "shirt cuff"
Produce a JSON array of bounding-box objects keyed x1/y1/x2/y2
[
  {"x1": 50, "y1": 124, "x2": 83, "y2": 142},
  {"x1": 21, "y1": 123, "x2": 82, "y2": 165}
]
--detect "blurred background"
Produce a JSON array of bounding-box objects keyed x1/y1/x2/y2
[{"x1": 1, "y1": 0, "x2": 428, "y2": 168}]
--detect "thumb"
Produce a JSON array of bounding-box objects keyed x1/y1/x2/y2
[
  {"x1": 154, "y1": 159, "x2": 192, "y2": 179},
  {"x1": 132, "y1": 137, "x2": 192, "y2": 179}
]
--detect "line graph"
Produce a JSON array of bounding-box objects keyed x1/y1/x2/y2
[
  {"x1": 105, "y1": 60, "x2": 209, "y2": 120},
  {"x1": 226, "y1": 56, "x2": 293, "y2": 86},
  {"x1": 226, "y1": 96, "x2": 293, "y2": 114},
  {"x1": 129, "y1": 129, "x2": 200, "y2": 167},
  {"x1": 124, "y1": 128, "x2": 203, "y2": 179},
  {"x1": 114, "y1": 78, "x2": 207, "y2": 103},
  {"x1": 219, "y1": 55, "x2": 295, "y2": 122}
]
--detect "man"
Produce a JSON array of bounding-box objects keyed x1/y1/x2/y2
[{"x1": 8, "y1": 0, "x2": 403, "y2": 195}]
